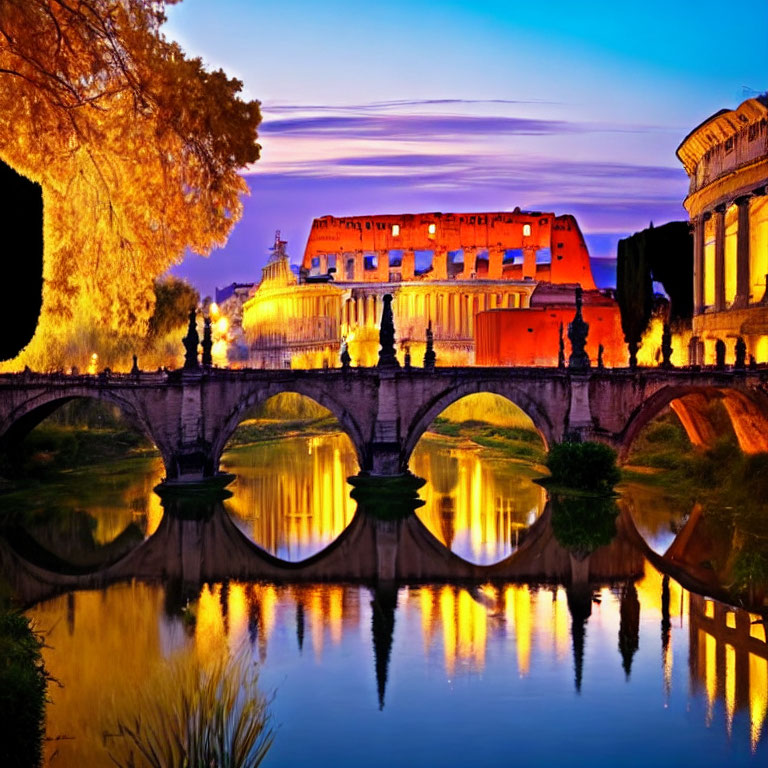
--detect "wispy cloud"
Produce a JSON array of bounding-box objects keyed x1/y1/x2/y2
[
  {"x1": 264, "y1": 98, "x2": 559, "y2": 114},
  {"x1": 260, "y1": 113, "x2": 647, "y2": 140}
]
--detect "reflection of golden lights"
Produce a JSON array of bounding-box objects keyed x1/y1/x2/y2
[
  {"x1": 705, "y1": 630, "x2": 716, "y2": 726},
  {"x1": 553, "y1": 588, "x2": 569, "y2": 661},
  {"x1": 413, "y1": 435, "x2": 546, "y2": 564},
  {"x1": 725, "y1": 643, "x2": 736, "y2": 735},
  {"x1": 505, "y1": 585, "x2": 532, "y2": 677},
  {"x1": 196, "y1": 584, "x2": 226, "y2": 662},
  {"x1": 228, "y1": 583, "x2": 248, "y2": 652},
  {"x1": 750, "y1": 653, "x2": 768, "y2": 752},
  {"x1": 440, "y1": 586, "x2": 457, "y2": 677},
  {"x1": 223, "y1": 434, "x2": 357, "y2": 559}
]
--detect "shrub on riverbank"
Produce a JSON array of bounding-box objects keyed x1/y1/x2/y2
[
  {"x1": 0, "y1": 612, "x2": 48, "y2": 768},
  {"x1": 545, "y1": 442, "x2": 620, "y2": 494}
]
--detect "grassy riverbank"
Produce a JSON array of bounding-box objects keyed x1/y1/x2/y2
[{"x1": 427, "y1": 417, "x2": 547, "y2": 464}]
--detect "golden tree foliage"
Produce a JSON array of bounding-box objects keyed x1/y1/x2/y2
[{"x1": 0, "y1": 0, "x2": 260, "y2": 345}]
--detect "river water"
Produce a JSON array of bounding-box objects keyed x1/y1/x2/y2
[{"x1": 2, "y1": 431, "x2": 767, "y2": 767}]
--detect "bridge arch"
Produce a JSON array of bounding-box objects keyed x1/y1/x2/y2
[
  {"x1": 402, "y1": 380, "x2": 554, "y2": 466},
  {"x1": 618, "y1": 383, "x2": 768, "y2": 461},
  {"x1": 210, "y1": 381, "x2": 367, "y2": 472},
  {"x1": 0, "y1": 388, "x2": 157, "y2": 451}
]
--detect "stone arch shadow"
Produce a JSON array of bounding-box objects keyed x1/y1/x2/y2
[
  {"x1": 210, "y1": 381, "x2": 368, "y2": 473},
  {"x1": 0, "y1": 388, "x2": 160, "y2": 455},
  {"x1": 617, "y1": 383, "x2": 768, "y2": 461},
  {"x1": 401, "y1": 380, "x2": 554, "y2": 469}
]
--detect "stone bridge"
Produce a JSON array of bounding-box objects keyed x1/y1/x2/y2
[{"x1": 2, "y1": 365, "x2": 768, "y2": 481}]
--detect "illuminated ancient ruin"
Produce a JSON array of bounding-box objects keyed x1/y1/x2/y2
[
  {"x1": 677, "y1": 94, "x2": 768, "y2": 365},
  {"x1": 242, "y1": 212, "x2": 605, "y2": 368}
]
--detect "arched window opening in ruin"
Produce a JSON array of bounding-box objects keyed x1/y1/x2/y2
[
  {"x1": 448, "y1": 250, "x2": 464, "y2": 278},
  {"x1": 414, "y1": 250, "x2": 435, "y2": 275},
  {"x1": 410, "y1": 392, "x2": 547, "y2": 565},
  {"x1": 219, "y1": 392, "x2": 359, "y2": 562},
  {"x1": 0, "y1": 397, "x2": 164, "y2": 561}
]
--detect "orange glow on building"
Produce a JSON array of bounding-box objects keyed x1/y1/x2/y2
[
  {"x1": 243, "y1": 209, "x2": 603, "y2": 367},
  {"x1": 475, "y1": 285, "x2": 625, "y2": 367}
]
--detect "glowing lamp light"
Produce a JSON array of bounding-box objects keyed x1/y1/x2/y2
[
  {"x1": 428, "y1": 223, "x2": 436, "y2": 235},
  {"x1": 87, "y1": 352, "x2": 98, "y2": 375},
  {"x1": 392, "y1": 224, "x2": 400, "y2": 236},
  {"x1": 216, "y1": 316, "x2": 229, "y2": 334},
  {"x1": 523, "y1": 224, "x2": 531, "y2": 237},
  {"x1": 210, "y1": 302, "x2": 220, "y2": 317}
]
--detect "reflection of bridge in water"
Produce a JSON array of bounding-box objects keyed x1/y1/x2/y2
[
  {"x1": 2, "y1": 366, "x2": 768, "y2": 480},
  {"x1": 0, "y1": 500, "x2": 645, "y2": 607},
  {"x1": 10, "y1": 498, "x2": 767, "y2": 729}
]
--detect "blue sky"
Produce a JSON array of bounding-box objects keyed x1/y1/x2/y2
[{"x1": 164, "y1": 0, "x2": 768, "y2": 297}]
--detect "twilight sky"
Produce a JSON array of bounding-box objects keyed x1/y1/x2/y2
[{"x1": 165, "y1": 0, "x2": 768, "y2": 298}]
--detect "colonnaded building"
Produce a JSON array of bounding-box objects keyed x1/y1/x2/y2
[
  {"x1": 242, "y1": 211, "x2": 624, "y2": 368},
  {"x1": 678, "y1": 94, "x2": 768, "y2": 364}
]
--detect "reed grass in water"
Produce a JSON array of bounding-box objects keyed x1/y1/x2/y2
[{"x1": 104, "y1": 651, "x2": 274, "y2": 768}]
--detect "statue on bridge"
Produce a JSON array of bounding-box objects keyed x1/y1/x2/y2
[
  {"x1": 182, "y1": 309, "x2": 200, "y2": 370},
  {"x1": 340, "y1": 337, "x2": 351, "y2": 370},
  {"x1": 377, "y1": 294, "x2": 400, "y2": 369},
  {"x1": 201, "y1": 316, "x2": 213, "y2": 368},
  {"x1": 423, "y1": 321, "x2": 436, "y2": 371},
  {"x1": 661, "y1": 323, "x2": 673, "y2": 368},
  {"x1": 568, "y1": 287, "x2": 590, "y2": 369}
]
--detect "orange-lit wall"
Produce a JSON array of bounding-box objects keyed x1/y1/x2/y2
[
  {"x1": 303, "y1": 211, "x2": 596, "y2": 289},
  {"x1": 475, "y1": 299, "x2": 625, "y2": 367}
]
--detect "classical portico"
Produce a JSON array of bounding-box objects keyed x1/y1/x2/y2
[{"x1": 678, "y1": 95, "x2": 768, "y2": 364}]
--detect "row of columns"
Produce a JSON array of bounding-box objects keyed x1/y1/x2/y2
[
  {"x1": 341, "y1": 290, "x2": 528, "y2": 339},
  {"x1": 693, "y1": 187, "x2": 766, "y2": 313}
]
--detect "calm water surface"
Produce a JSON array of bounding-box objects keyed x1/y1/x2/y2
[{"x1": 3, "y1": 432, "x2": 767, "y2": 767}]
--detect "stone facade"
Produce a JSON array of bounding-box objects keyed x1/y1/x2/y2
[
  {"x1": 677, "y1": 95, "x2": 768, "y2": 364},
  {"x1": 243, "y1": 209, "x2": 596, "y2": 368}
]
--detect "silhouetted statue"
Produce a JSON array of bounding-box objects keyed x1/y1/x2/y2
[
  {"x1": 567, "y1": 582, "x2": 592, "y2": 693},
  {"x1": 568, "y1": 287, "x2": 590, "y2": 369},
  {"x1": 715, "y1": 338, "x2": 726, "y2": 370},
  {"x1": 404, "y1": 346, "x2": 411, "y2": 370},
  {"x1": 201, "y1": 316, "x2": 213, "y2": 367},
  {"x1": 130, "y1": 354, "x2": 140, "y2": 375},
  {"x1": 182, "y1": 309, "x2": 200, "y2": 370},
  {"x1": 377, "y1": 294, "x2": 400, "y2": 369},
  {"x1": 734, "y1": 336, "x2": 747, "y2": 370},
  {"x1": 423, "y1": 320, "x2": 436, "y2": 370},
  {"x1": 296, "y1": 600, "x2": 305, "y2": 653},
  {"x1": 597, "y1": 343, "x2": 604, "y2": 370},
  {"x1": 749, "y1": 354, "x2": 758, "y2": 371},
  {"x1": 340, "y1": 340, "x2": 351, "y2": 370},
  {"x1": 558, "y1": 322, "x2": 566, "y2": 369},
  {"x1": 661, "y1": 323, "x2": 673, "y2": 368},
  {"x1": 618, "y1": 581, "x2": 640, "y2": 679}
]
